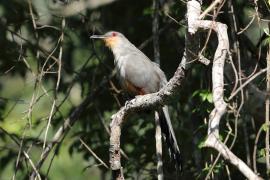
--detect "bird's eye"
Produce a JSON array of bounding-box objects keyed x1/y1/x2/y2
[{"x1": 112, "y1": 32, "x2": 117, "y2": 37}]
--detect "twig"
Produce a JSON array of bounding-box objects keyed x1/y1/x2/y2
[
  {"x1": 225, "y1": 165, "x2": 232, "y2": 180},
  {"x1": 153, "y1": 0, "x2": 160, "y2": 65},
  {"x1": 243, "y1": 116, "x2": 251, "y2": 166},
  {"x1": 227, "y1": 0, "x2": 239, "y2": 95},
  {"x1": 42, "y1": 18, "x2": 65, "y2": 154},
  {"x1": 265, "y1": 42, "x2": 270, "y2": 176},
  {"x1": 23, "y1": 151, "x2": 42, "y2": 180},
  {"x1": 237, "y1": 15, "x2": 255, "y2": 35},
  {"x1": 187, "y1": 0, "x2": 262, "y2": 179},
  {"x1": 253, "y1": 125, "x2": 264, "y2": 173},
  {"x1": 0, "y1": 128, "x2": 42, "y2": 180},
  {"x1": 228, "y1": 0, "x2": 244, "y2": 153},
  {"x1": 228, "y1": 54, "x2": 239, "y2": 95},
  {"x1": 12, "y1": 125, "x2": 27, "y2": 180},
  {"x1": 199, "y1": 0, "x2": 223, "y2": 19},
  {"x1": 228, "y1": 68, "x2": 267, "y2": 101},
  {"x1": 79, "y1": 138, "x2": 109, "y2": 169},
  {"x1": 30, "y1": 72, "x2": 115, "y2": 178},
  {"x1": 26, "y1": 1, "x2": 41, "y2": 129}
]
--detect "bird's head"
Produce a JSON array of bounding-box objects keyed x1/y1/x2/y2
[{"x1": 90, "y1": 31, "x2": 123, "y2": 49}]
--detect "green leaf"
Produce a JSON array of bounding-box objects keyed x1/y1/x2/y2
[
  {"x1": 262, "y1": 36, "x2": 270, "y2": 46},
  {"x1": 143, "y1": 7, "x2": 153, "y2": 15},
  {"x1": 192, "y1": 90, "x2": 200, "y2": 97},
  {"x1": 258, "y1": 148, "x2": 266, "y2": 157},
  {"x1": 192, "y1": 89, "x2": 213, "y2": 103},
  {"x1": 219, "y1": 134, "x2": 224, "y2": 141},
  {"x1": 262, "y1": 123, "x2": 269, "y2": 132},
  {"x1": 263, "y1": 28, "x2": 270, "y2": 36},
  {"x1": 206, "y1": 93, "x2": 213, "y2": 103},
  {"x1": 198, "y1": 138, "x2": 206, "y2": 149}
]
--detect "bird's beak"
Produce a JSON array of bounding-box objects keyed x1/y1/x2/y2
[
  {"x1": 90, "y1": 33, "x2": 117, "y2": 48},
  {"x1": 90, "y1": 34, "x2": 107, "y2": 39}
]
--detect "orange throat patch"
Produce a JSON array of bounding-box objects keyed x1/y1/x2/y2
[{"x1": 104, "y1": 37, "x2": 118, "y2": 49}]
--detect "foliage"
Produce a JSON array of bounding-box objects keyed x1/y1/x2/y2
[{"x1": 0, "y1": 0, "x2": 269, "y2": 179}]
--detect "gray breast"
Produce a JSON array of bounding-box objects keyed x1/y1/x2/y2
[{"x1": 115, "y1": 52, "x2": 162, "y2": 94}]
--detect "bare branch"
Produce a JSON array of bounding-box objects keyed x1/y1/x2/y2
[
  {"x1": 109, "y1": 64, "x2": 186, "y2": 179},
  {"x1": 152, "y1": 0, "x2": 164, "y2": 178},
  {"x1": 187, "y1": 0, "x2": 262, "y2": 179},
  {"x1": 79, "y1": 138, "x2": 109, "y2": 169},
  {"x1": 228, "y1": 68, "x2": 267, "y2": 101},
  {"x1": 30, "y1": 72, "x2": 115, "y2": 178},
  {"x1": 265, "y1": 41, "x2": 270, "y2": 176}
]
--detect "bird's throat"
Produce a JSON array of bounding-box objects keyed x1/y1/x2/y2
[{"x1": 104, "y1": 37, "x2": 118, "y2": 49}]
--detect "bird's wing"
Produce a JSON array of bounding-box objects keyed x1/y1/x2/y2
[{"x1": 123, "y1": 51, "x2": 161, "y2": 93}]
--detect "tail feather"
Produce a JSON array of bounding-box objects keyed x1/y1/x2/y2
[{"x1": 158, "y1": 106, "x2": 182, "y2": 170}]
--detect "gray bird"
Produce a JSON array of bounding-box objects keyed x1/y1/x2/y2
[{"x1": 90, "y1": 31, "x2": 181, "y2": 169}]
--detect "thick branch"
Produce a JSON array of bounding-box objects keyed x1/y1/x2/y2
[
  {"x1": 187, "y1": 0, "x2": 262, "y2": 179},
  {"x1": 205, "y1": 135, "x2": 261, "y2": 179},
  {"x1": 109, "y1": 1, "x2": 262, "y2": 179},
  {"x1": 109, "y1": 65, "x2": 185, "y2": 178}
]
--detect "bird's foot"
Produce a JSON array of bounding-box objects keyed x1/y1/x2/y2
[
  {"x1": 124, "y1": 101, "x2": 129, "y2": 108},
  {"x1": 135, "y1": 95, "x2": 143, "y2": 99}
]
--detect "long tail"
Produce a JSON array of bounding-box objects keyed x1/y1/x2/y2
[{"x1": 158, "y1": 105, "x2": 182, "y2": 170}]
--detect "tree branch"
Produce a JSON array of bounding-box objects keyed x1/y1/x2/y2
[
  {"x1": 265, "y1": 37, "x2": 270, "y2": 177},
  {"x1": 109, "y1": 64, "x2": 186, "y2": 179},
  {"x1": 30, "y1": 73, "x2": 115, "y2": 179},
  {"x1": 152, "y1": 0, "x2": 163, "y2": 179},
  {"x1": 186, "y1": 0, "x2": 262, "y2": 179}
]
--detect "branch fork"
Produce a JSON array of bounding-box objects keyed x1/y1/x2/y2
[
  {"x1": 187, "y1": 0, "x2": 262, "y2": 179},
  {"x1": 109, "y1": 0, "x2": 262, "y2": 179},
  {"x1": 109, "y1": 67, "x2": 185, "y2": 179}
]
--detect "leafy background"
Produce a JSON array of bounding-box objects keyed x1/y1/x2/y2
[{"x1": 0, "y1": 0, "x2": 269, "y2": 179}]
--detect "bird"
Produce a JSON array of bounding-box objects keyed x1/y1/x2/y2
[{"x1": 90, "y1": 31, "x2": 181, "y2": 170}]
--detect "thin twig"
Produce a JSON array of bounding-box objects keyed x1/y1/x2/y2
[
  {"x1": 228, "y1": 68, "x2": 267, "y2": 100},
  {"x1": 243, "y1": 116, "x2": 251, "y2": 166},
  {"x1": 30, "y1": 72, "x2": 116, "y2": 178},
  {"x1": 42, "y1": 18, "x2": 65, "y2": 153},
  {"x1": 228, "y1": 0, "x2": 244, "y2": 151},
  {"x1": 253, "y1": 125, "x2": 264, "y2": 173},
  {"x1": 0, "y1": 128, "x2": 42, "y2": 180},
  {"x1": 23, "y1": 151, "x2": 42, "y2": 180},
  {"x1": 186, "y1": 1, "x2": 262, "y2": 179},
  {"x1": 199, "y1": 0, "x2": 223, "y2": 19},
  {"x1": 237, "y1": 15, "x2": 255, "y2": 35},
  {"x1": 265, "y1": 42, "x2": 270, "y2": 176},
  {"x1": 12, "y1": 125, "x2": 28, "y2": 180},
  {"x1": 79, "y1": 138, "x2": 109, "y2": 169}
]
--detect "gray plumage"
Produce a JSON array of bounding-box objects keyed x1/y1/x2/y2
[{"x1": 91, "y1": 31, "x2": 182, "y2": 169}]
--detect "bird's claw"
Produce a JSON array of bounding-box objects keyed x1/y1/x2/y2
[
  {"x1": 124, "y1": 101, "x2": 129, "y2": 108},
  {"x1": 135, "y1": 95, "x2": 143, "y2": 99}
]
